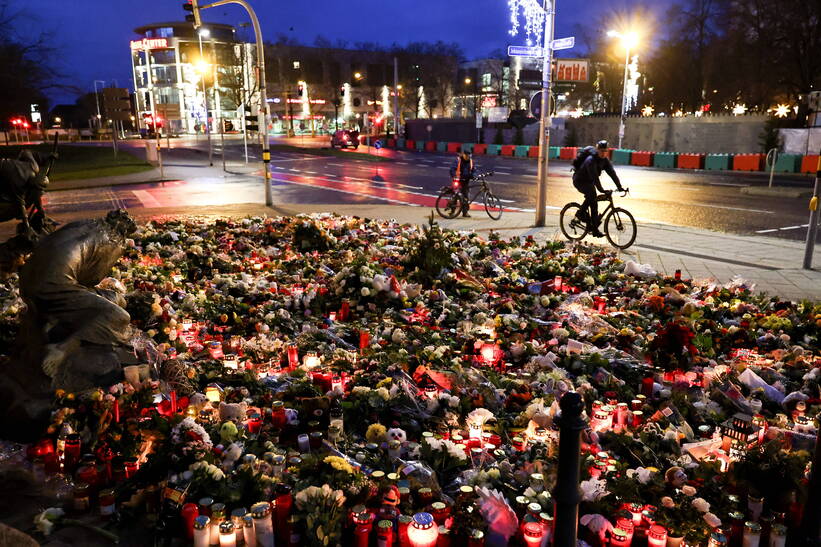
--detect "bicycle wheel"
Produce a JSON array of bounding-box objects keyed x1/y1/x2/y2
[
  {"x1": 435, "y1": 187, "x2": 462, "y2": 219},
  {"x1": 559, "y1": 202, "x2": 589, "y2": 241},
  {"x1": 604, "y1": 207, "x2": 637, "y2": 249},
  {"x1": 483, "y1": 191, "x2": 503, "y2": 220}
]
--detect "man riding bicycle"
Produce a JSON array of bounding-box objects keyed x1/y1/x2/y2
[{"x1": 573, "y1": 140, "x2": 625, "y2": 237}]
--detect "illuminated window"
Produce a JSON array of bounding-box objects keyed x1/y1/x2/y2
[
  {"x1": 293, "y1": 61, "x2": 300, "y2": 69},
  {"x1": 482, "y1": 73, "x2": 492, "y2": 88}
]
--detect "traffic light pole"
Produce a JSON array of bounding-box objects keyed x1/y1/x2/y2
[
  {"x1": 534, "y1": 0, "x2": 556, "y2": 227},
  {"x1": 803, "y1": 153, "x2": 821, "y2": 270},
  {"x1": 198, "y1": 0, "x2": 272, "y2": 206}
]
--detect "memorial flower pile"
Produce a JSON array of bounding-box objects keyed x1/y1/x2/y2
[{"x1": 2, "y1": 213, "x2": 821, "y2": 546}]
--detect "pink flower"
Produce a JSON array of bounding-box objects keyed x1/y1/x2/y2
[
  {"x1": 681, "y1": 485, "x2": 697, "y2": 496},
  {"x1": 703, "y1": 512, "x2": 721, "y2": 528}
]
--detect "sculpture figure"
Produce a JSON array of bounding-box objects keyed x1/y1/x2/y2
[
  {"x1": 0, "y1": 143, "x2": 58, "y2": 237},
  {"x1": 0, "y1": 210, "x2": 137, "y2": 440}
]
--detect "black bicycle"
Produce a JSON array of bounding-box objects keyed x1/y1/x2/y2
[
  {"x1": 435, "y1": 171, "x2": 503, "y2": 220},
  {"x1": 559, "y1": 189, "x2": 637, "y2": 249}
]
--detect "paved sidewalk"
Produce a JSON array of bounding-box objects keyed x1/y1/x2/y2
[{"x1": 19, "y1": 201, "x2": 816, "y2": 302}]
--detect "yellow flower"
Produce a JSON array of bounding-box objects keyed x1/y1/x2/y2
[
  {"x1": 324, "y1": 456, "x2": 354, "y2": 474},
  {"x1": 365, "y1": 423, "x2": 386, "y2": 443},
  {"x1": 376, "y1": 378, "x2": 393, "y2": 388}
]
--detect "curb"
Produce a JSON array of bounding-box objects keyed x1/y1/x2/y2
[{"x1": 740, "y1": 186, "x2": 812, "y2": 198}]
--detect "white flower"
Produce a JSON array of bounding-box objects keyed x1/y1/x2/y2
[
  {"x1": 34, "y1": 507, "x2": 64, "y2": 536},
  {"x1": 580, "y1": 478, "x2": 609, "y2": 502},
  {"x1": 703, "y1": 512, "x2": 722, "y2": 528},
  {"x1": 375, "y1": 387, "x2": 391, "y2": 401},
  {"x1": 692, "y1": 497, "x2": 710, "y2": 513},
  {"x1": 360, "y1": 287, "x2": 370, "y2": 297},
  {"x1": 352, "y1": 386, "x2": 372, "y2": 396},
  {"x1": 627, "y1": 467, "x2": 655, "y2": 484}
]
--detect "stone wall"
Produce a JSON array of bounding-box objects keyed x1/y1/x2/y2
[{"x1": 565, "y1": 114, "x2": 770, "y2": 154}]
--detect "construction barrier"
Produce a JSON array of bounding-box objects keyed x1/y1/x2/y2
[
  {"x1": 611, "y1": 149, "x2": 632, "y2": 165},
  {"x1": 473, "y1": 144, "x2": 487, "y2": 155},
  {"x1": 437, "y1": 141, "x2": 447, "y2": 153},
  {"x1": 501, "y1": 145, "x2": 516, "y2": 156},
  {"x1": 424, "y1": 141, "x2": 436, "y2": 152},
  {"x1": 405, "y1": 140, "x2": 415, "y2": 151},
  {"x1": 447, "y1": 142, "x2": 461, "y2": 153},
  {"x1": 528, "y1": 146, "x2": 540, "y2": 158},
  {"x1": 630, "y1": 151, "x2": 654, "y2": 167},
  {"x1": 559, "y1": 147, "x2": 578, "y2": 160},
  {"x1": 549, "y1": 146, "x2": 561, "y2": 159},
  {"x1": 653, "y1": 152, "x2": 677, "y2": 169},
  {"x1": 801, "y1": 155, "x2": 820, "y2": 174},
  {"x1": 704, "y1": 154, "x2": 731, "y2": 170},
  {"x1": 678, "y1": 153, "x2": 705, "y2": 170},
  {"x1": 387, "y1": 138, "x2": 396, "y2": 148},
  {"x1": 515, "y1": 145, "x2": 530, "y2": 158},
  {"x1": 462, "y1": 143, "x2": 474, "y2": 154},
  {"x1": 396, "y1": 138, "x2": 405, "y2": 149},
  {"x1": 486, "y1": 144, "x2": 501, "y2": 156},
  {"x1": 415, "y1": 140, "x2": 425, "y2": 151},
  {"x1": 772, "y1": 153, "x2": 802, "y2": 173},
  {"x1": 733, "y1": 153, "x2": 764, "y2": 171}
]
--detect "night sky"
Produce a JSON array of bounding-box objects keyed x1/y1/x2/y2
[{"x1": 20, "y1": 0, "x2": 673, "y2": 106}]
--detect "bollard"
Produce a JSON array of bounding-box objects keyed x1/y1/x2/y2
[
  {"x1": 803, "y1": 153, "x2": 821, "y2": 270},
  {"x1": 553, "y1": 391, "x2": 587, "y2": 547},
  {"x1": 766, "y1": 148, "x2": 778, "y2": 188},
  {"x1": 801, "y1": 414, "x2": 821, "y2": 543}
]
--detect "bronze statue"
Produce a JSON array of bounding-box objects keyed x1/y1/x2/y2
[
  {"x1": 0, "y1": 210, "x2": 137, "y2": 440},
  {"x1": 0, "y1": 145, "x2": 57, "y2": 238}
]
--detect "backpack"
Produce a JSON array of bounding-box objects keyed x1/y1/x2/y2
[{"x1": 572, "y1": 146, "x2": 597, "y2": 171}]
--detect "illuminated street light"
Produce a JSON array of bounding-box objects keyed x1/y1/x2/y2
[
  {"x1": 464, "y1": 77, "x2": 472, "y2": 84},
  {"x1": 354, "y1": 72, "x2": 362, "y2": 80},
  {"x1": 198, "y1": 28, "x2": 210, "y2": 38},
  {"x1": 607, "y1": 29, "x2": 641, "y2": 148},
  {"x1": 641, "y1": 105, "x2": 654, "y2": 117},
  {"x1": 774, "y1": 104, "x2": 790, "y2": 118},
  {"x1": 54, "y1": 116, "x2": 62, "y2": 123}
]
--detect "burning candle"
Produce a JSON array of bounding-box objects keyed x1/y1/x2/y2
[
  {"x1": 354, "y1": 510, "x2": 374, "y2": 547},
  {"x1": 522, "y1": 522, "x2": 544, "y2": 547},
  {"x1": 208, "y1": 340, "x2": 224, "y2": 359},
  {"x1": 219, "y1": 521, "x2": 236, "y2": 547},
  {"x1": 610, "y1": 528, "x2": 631, "y2": 547},
  {"x1": 742, "y1": 521, "x2": 760, "y2": 547},
  {"x1": 339, "y1": 299, "x2": 351, "y2": 321},
  {"x1": 193, "y1": 516, "x2": 211, "y2": 547},
  {"x1": 359, "y1": 330, "x2": 370, "y2": 350},
  {"x1": 170, "y1": 390, "x2": 177, "y2": 414},
  {"x1": 222, "y1": 354, "x2": 239, "y2": 370},
  {"x1": 553, "y1": 276, "x2": 562, "y2": 290},
  {"x1": 302, "y1": 352, "x2": 321, "y2": 368},
  {"x1": 205, "y1": 385, "x2": 223, "y2": 403},
  {"x1": 408, "y1": 513, "x2": 438, "y2": 547},
  {"x1": 246, "y1": 413, "x2": 262, "y2": 434},
  {"x1": 377, "y1": 519, "x2": 393, "y2": 547},
  {"x1": 243, "y1": 515, "x2": 256, "y2": 547},
  {"x1": 113, "y1": 399, "x2": 120, "y2": 423},
  {"x1": 251, "y1": 502, "x2": 274, "y2": 547},
  {"x1": 647, "y1": 524, "x2": 667, "y2": 547}
]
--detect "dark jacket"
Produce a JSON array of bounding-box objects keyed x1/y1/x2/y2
[{"x1": 574, "y1": 152, "x2": 622, "y2": 191}]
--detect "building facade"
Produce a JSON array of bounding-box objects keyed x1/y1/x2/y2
[
  {"x1": 263, "y1": 43, "x2": 459, "y2": 135},
  {"x1": 131, "y1": 22, "x2": 258, "y2": 135}
]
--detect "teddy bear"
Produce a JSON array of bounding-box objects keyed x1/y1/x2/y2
[
  {"x1": 386, "y1": 427, "x2": 407, "y2": 445},
  {"x1": 189, "y1": 392, "x2": 209, "y2": 412},
  {"x1": 219, "y1": 401, "x2": 248, "y2": 423},
  {"x1": 221, "y1": 442, "x2": 243, "y2": 471}
]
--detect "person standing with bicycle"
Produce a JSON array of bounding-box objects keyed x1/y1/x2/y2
[
  {"x1": 455, "y1": 150, "x2": 474, "y2": 217},
  {"x1": 573, "y1": 140, "x2": 625, "y2": 237}
]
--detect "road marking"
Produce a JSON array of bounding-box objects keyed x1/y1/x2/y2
[
  {"x1": 133, "y1": 190, "x2": 162, "y2": 208},
  {"x1": 755, "y1": 228, "x2": 779, "y2": 233},
  {"x1": 327, "y1": 162, "x2": 344, "y2": 166},
  {"x1": 756, "y1": 224, "x2": 809, "y2": 233},
  {"x1": 495, "y1": 170, "x2": 512, "y2": 174},
  {"x1": 303, "y1": 170, "x2": 318, "y2": 174},
  {"x1": 396, "y1": 161, "x2": 408, "y2": 165},
  {"x1": 498, "y1": 198, "x2": 516, "y2": 203},
  {"x1": 689, "y1": 202, "x2": 775, "y2": 214},
  {"x1": 324, "y1": 173, "x2": 338, "y2": 177}
]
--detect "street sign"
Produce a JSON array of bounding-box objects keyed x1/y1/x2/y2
[
  {"x1": 530, "y1": 92, "x2": 543, "y2": 118},
  {"x1": 475, "y1": 112, "x2": 483, "y2": 129},
  {"x1": 508, "y1": 45, "x2": 544, "y2": 58},
  {"x1": 552, "y1": 37, "x2": 575, "y2": 51},
  {"x1": 30, "y1": 104, "x2": 41, "y2": 124},
  {"x1": 374, "y1": 140, "x2": 382, "y2": 149},
  {"x1": 488, "y1": 107, "x2": 509, "y2": 124},
  {"x1": 103, "y1": 88, "x2": 133, "y2": 121}
]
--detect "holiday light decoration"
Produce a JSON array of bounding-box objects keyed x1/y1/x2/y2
[
  {"x1": 641, "y1": 105, "x2": 654, "y2": 117},
  {"x1": 732, "y1": 103, "x2": 748, "y2": 115},
  {"x1": 508, "y1": 0, "x2": 546, "y2": 47},
  {"x1": 774, "y1": 104, "x2": 790, "y2": 118}
]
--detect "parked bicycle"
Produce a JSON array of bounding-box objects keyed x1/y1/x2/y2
[
  {"x1": 435, "y1": 171, "x2": 503, "y2": 220},
  {"x1": 559, "y1": 189, "x2": 637, "y2": 249}
]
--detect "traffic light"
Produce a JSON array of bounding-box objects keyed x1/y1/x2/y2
[
  {"x1": 339, "y1": 86, "x2": 345, "y2": 97},
  {"x1": 244, "y1": 104, "x2": 258, "y2": 132},
  {"x1": 183, "y1": 0, "x2": 202, "y2": 29},
  {"x1": 297, "y1": 85, "x2": 304, "y2": 97}
]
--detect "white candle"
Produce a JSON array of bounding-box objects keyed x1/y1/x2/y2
[
  {"x1": 219, "y1": 521, "x2": 237, "y2": 547},
  {"x1": 243, "y1": 515, "x2": 257, "y2": 547},
  {"x1": 297, "y1": 434, "x2": 311, "y2": 453},
  {"x1": 251, "y1": 502, "x2": 275, "y2": 547},
  {"x1": 193, "y1": 516, "x2": 211, "y2": 547}
]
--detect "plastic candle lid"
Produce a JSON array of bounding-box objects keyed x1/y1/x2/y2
[
  {"x1": 193, "y1": 515, "x2": 211, "y2": 530},
  {"x1": 412, "y1": 512, "x2": 434, "y2": 528}
]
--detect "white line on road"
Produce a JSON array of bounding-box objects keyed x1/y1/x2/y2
[
  {"x1": 755, "y1": 228, "x2": 780, "y2": 233},
  {"x1": 690, "y1": 202, "x2": 775, "y2": 214},
  {"x1": 269, "y1": 176, "x2": 423, "y2": 207},
  {"x1": 756, "y1": 224, "x2": 809, "y2": 233},
  {"x1": 327, "y1": 162, "x2": 344, "y2": 166},
  {"x1": 303, "y1": 170, "x2": 318, "y2": 174}
]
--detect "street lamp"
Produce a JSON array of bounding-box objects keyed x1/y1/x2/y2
[
  {"x1": 607, "y1": 29, "x2": 639, "y2": 149},
  {"x1": 93, "y1": 80, "x2": 106, "y2": 130},
  {"x1": 197, "y1": 27, "x2": 213, "y2": 165}
]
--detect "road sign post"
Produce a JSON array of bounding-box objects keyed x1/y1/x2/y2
[
  {"x1": 803, "y1": 153, "x2": 821, "y2": 270},
  {"x1": 103, "y1": 87, "x2": 132, "y2": 157},
  {"x1": 534, "y1": 0, "x2": 556, "y2": 228}
]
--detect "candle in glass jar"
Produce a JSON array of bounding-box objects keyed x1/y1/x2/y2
[
  {"x1": 748, "y1": 495, "x2": 764, "y2": 521},
  {"x1": 522, "y1": 522, "x2": 544, "y2": 547},
  {"x1": 408, "y1": 512, "x2": 438, "y2": 547},
  {"x1": 194, "y1": 516, "x2": 211, "y2": 547},
  {"x1": 609, "y1": 528, "x2": 631, "y2": 547},
  {"x1": 553, "y1": 276, "x2": 562, "y2": 290},
  {"x1": 243, "y1": 515, "x2": 256, "y2": 547},
  {"x1": 743, "y1": 521, "x2": 761, "y2": 547},
  {"x1": 398, "y1": 514, "x2": 413, "y2": 547},
  {"x1": 297, "y1": 434, "x2": 311, "y2": 453},
  {"x1": 647, "y1": 524, "x2": 667, "y2": 547},
  {"x1": 211, "y1": 503, "x2": 226, "y2": 545},
  {"x1": 302, "y1": 352, "x2": 321, "y2": 368},
  {"x1": 219, "y1": 521, "x2": 237, "y2": 547},
  {"x1": 287, "y1": 345, "x2": 299, "y2": 368},
  {"x1": 353, "y1": 510, "x2": 374, "y2": 547},
  {"x1": 377, "y1": 519, "x2": 394, "y2": 547},
  {"x1": 251, "y1": 502, "x2": 274, "y2": 547},
  {"x1": 768, "y1": 524, "x2": 786, "y2": 547}
]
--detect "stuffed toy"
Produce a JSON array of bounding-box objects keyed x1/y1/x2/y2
[{"x1": 218, "y1": 401, "x2": 248, "y2": 423}]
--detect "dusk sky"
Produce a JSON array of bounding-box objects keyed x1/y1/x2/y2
[{"x1": 19, "y1": 0, "x2": 672, "y2": 106}]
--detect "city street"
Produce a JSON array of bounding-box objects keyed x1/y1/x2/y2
[{"x1": 43, "y1": 137, "x2": 820, "y2": 243}]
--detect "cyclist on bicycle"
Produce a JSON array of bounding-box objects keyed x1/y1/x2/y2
[
  {"x1": 454, "y1": 150, "x2": 474, "y2": 217},
  {"x1": 573, "y1": 140, "x2": 624, "y2": 237}
]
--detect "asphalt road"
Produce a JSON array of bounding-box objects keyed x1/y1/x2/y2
[{"x1": 40, "y1": 137, "x2": 820, "y2": 243}]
